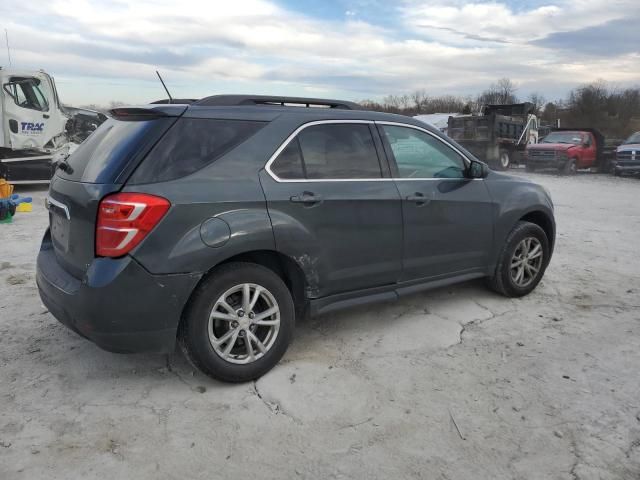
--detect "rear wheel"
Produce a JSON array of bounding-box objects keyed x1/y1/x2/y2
[
  {"x1": 179, "y1": 262, "x2": 295, "y2": 382},
  {"x1": 497, "y1": 149, "x2": 511, "y2": 171},
  {"x1": 487, "y1": 221, "x2": 550, "y2": 297}
]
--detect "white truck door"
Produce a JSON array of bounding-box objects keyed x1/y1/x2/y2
[{"x1": 2, "y1": 73, "x2": 66, "y2": 152}]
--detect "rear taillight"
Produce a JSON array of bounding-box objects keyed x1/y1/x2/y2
[{"x1": 96, "y1": 193, "x2": 170, "y2": 257}]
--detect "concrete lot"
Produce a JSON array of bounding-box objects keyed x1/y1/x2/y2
[{"x1": 1, "y1": 172, "x2": 639, "y2": 480}]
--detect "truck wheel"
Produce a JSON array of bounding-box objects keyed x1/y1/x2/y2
[
  {"x1": 497, "y1": 150, "x2": 511, "y2": 171},
  {"x1": 486, "y1": 221, "x2": 550, "y2": 298},
  {"x1": 561, "y1": 158, "x2": 577, "y2": 175},
  {"x1": 179, "y1": 262, "x2": 295, "y2": 383}
]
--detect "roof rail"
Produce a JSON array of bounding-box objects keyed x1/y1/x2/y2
[{"x1": 193, "y1": 94, "x2": 360, "y2": 110}]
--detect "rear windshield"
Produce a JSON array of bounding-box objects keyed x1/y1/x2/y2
[
  {"x1": 129, "y1": 118, "x2": 266, "y2": 184},
  {"x1": 58, "y1": 117, "x2": 175, "y2": 183}
]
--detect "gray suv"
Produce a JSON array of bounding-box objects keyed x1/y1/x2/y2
[{"x1": 36, "y1": 95, "x2": 555, "y2": 382}]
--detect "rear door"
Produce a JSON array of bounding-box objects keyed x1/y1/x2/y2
[
  {"x1": 260, "y1": 120, "x2": 403, "y2": 297},
  {"x1": 378, "y1": 122, "x2": 494, "y2": 282}
]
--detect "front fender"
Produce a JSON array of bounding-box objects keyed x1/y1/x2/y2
[{"x1": 485, "y1": 173, "x2": 555, "y2": 267}]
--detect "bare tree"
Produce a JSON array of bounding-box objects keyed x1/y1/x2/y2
[{"x1": 527, "y1": 92, "x2": 546, "y2": 114}]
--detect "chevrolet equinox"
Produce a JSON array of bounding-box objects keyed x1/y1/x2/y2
[{"x1": 36, "y1": 95, "x2": 555, "y2": 382}]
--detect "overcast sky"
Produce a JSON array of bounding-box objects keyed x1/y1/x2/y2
[{"x1": 1, "y1": 0, "x2": 639, "y2": 106}]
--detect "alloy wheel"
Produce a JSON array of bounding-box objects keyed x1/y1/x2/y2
[
  {"x1": 510, "y1": 237, "x2": 544, "y2": 288},
  {"x1": 208, "y1": 283, "x2": 280, "y2": 364}
]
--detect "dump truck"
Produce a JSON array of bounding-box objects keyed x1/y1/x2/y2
[
  {"x1": 1, "y1": 67, "x2": 107, "y2": 183},
  {"x1": 447, "y1": 103, "x2": 539, "y2": 170}
]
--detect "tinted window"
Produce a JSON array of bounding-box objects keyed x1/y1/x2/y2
[
  {"x1": 382, "y1": 125, "x2": 466, "y2": 179},
  {"x1": 297, "y1": 124, "x2": 381, "y2": 179},
  {"x1": 131, "y1": 118, "x2": 266, "y2": 183},
  {"x1": 59, "y1": 117, "x2": 175, "y2": 183},
  {"x1": 270, "y1": 139, "x2": 305, "y2": 179}
]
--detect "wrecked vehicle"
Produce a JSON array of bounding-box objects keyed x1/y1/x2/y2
[
  {"x1": 36, "y1": 95, "x2": 555, "y2": 382},
  {"x1": 525, "y1": 128, "x2": 610, "y2": 174},
  {"x1": 0, "y1": 67, "x2": 107, "y2": 183},
  {"x1": 613, "y1": 132, "x2": 640, "y2": 176}
]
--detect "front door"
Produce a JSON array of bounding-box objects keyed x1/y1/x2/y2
[
  {"x1": 261, "y1": 121, "x2": 403, "y2": 298},
  {"x1": 378, "y1": 123, "x2": 494, "y2": 282}
]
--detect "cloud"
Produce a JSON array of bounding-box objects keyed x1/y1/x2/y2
[
  {"x1": 1, "y1": 0, "x2": 638, "y2": 105},
  {"x1": 534, "y1": 18, "x2": 640, "y2": 56}
]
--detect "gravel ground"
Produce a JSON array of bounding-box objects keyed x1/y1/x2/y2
[{"x1": 1, "y1": 171, "x2": 639, "y2": 480}]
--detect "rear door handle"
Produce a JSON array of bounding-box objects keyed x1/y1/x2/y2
[
  {"x1": 290, "y1": 192, "x2": 322, "y2": 205},
  {"x1": 406, "y1": 192, "x2": 430, "y2": 205}
]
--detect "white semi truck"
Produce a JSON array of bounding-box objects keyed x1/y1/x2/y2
[{"x1": 1, "y1": 67, "x2": 106, "y2": 183}]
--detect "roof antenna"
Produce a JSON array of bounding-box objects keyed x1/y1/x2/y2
[
  {"x1": 5, "y1": 29, "x2": 12, "y2": 66},
  {"x1": 156, "y1": 70, "x2": 173, "y2": 104}
]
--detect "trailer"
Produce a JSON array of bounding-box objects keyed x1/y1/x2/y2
[
  {"x1": 1, "y1": 67, "x2": 107, "y2": 183},
  {"x1": 447, "y1": 103, "x2": 539, "y2": 170}
]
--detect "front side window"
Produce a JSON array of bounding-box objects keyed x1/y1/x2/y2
[
  {"x1": 2, "y1": 78, "x2": 49, "y2": 112},
  {"x1": 381, "y1": 125, "x2": 466, "y2": 179},
  {"x1": 270, "y1": 123, "x2": 382, "y2": 180}
]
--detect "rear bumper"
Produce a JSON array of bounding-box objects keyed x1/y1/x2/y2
[{"x1": 36, "y1": 231, "x2": 201, "y2": 353}]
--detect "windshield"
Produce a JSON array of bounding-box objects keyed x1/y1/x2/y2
[
  {"x1": 542, "y1": 132, "x2": 584, "y2": 145},
  {"x1": 623, "y1": 132, "x2": 640, "y2": 145}
]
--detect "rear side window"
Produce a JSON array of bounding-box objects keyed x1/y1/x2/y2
[
  {"x1": 130, "y1": 118, "x2": 266, "y2": 183},
  {"x1": 59, "y1": 117, "x2": 175, "y2": 183},
  {"x1": 270, "y1": 123, "x2": 382, "y2": 180}
]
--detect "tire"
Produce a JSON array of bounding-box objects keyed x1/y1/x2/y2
[
  {"x1": 179, "y1": 262, "x2": 295, "y2": 383},
  {"x1": 561, "y1": 158, "x2": 577, "y2": 175},
  {"x1": 486, "y1": 221, "x2": 550, "y2": 298},
  {"x1": 496, "y1": 150, "x2": 511, "y2": 171}
]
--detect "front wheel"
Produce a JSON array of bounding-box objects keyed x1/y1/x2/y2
[
  {"x1": 561, "y1": 158, "x2": 577, "y2": 175},
  {"x1": 487, "y1": 221, "x2": 550, "y2": 297},
  {"x1": 179, "y1": 262, "x2": 295, "y2": 382}
]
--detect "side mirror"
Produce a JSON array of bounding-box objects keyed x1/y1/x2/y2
[{"x1": 467, "y1": 160, "x2": 488, "y2": 179}]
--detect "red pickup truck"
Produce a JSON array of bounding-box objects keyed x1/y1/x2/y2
[{"x1": 525, "y1": 128, "x2": 607, "y2": 174}]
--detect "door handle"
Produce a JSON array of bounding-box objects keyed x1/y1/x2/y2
[
  {"x1": 43, "y1": 114, "x2": 50, "y2": 119},
  {"x1": 290, "y1": 192, "x2": 322, "y2": 205},
  {"x1": 406, "y1": 192, "x2": 430, "y2": 205}
]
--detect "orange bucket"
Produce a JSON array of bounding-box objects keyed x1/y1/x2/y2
[{"x1": 0, "y1": 179, "x2": 14, "y2": 199}]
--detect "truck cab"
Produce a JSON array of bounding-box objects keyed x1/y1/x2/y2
[
  {"x1": 1, "y1": 68, "x2": 68, "y2": 153},
  {"x1": 525, "y1": 129, "x2": 605, "y2": 174},
  {"x1": 614, "y1": 132, "x2": 640, "y2": 176},
  {"x1": 1, "y1": 67, "x2": 107, "y2": 183}
]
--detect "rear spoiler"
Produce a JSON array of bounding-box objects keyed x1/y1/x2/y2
[{"x1": 108, "y1": 105, "x2": 187, "y2": 120}]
